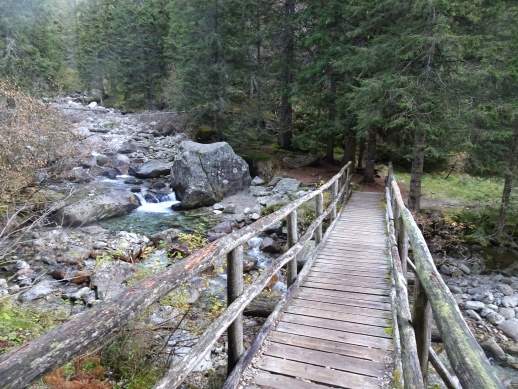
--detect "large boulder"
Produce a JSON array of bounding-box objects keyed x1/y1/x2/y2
[
  {"x1": 170, "y1": 141, "x2": 251, "y2": 209},
  {"x1": 53, "y1": 183, "x2": 139, "y2": 226}
]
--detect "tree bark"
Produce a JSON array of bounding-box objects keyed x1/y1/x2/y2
[
  {"x1": 364, "y1": 128, "x2": 377, "y2": 182},
  {"x1": 496, "y1": 124, "x2": 518, "y2": 237},
  {"x1": 357, "y1": 139, "x2": 365, "y2": 170},
  {"x1": 326, "y1": 72, "x2": 337, "y2": 163},
  {"x1": 342, "y1": 130, "x2": 356, "y2": 166},
  {"x1": 408, "y1": 128, "x2": 426, "y2": 212},
  {"x1": 278, "y1": 0, "x2": 295, "y2": 149}
]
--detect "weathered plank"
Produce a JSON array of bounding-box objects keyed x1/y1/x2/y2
[
  {"x1": 256, "y1": 356, "x2": 380, "y2": 389},
  {"x1": 268, "y1": 331, "x2": 387, "y2": 362}
]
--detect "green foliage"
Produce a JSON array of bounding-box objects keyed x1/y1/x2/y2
[
  {"x1": 396, "y1": 172, "x2": 503, "y2": 205},
  {"x1": 0, "y1": 299, "x2": 67, "y2": 354},
  {"x1": 178, "y1": 232, "x2": 208, "y2": 253}
]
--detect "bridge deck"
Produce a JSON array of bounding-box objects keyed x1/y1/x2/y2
[{"x1": 245, "y1": 192, "x2": 394, "y2": 388}]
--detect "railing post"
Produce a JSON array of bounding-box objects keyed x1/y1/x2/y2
[
  {"x1": 413, "y1": 279, "x2": 432, "y2": 384},
  {"x1": 315, "y1": 192, "x2": 324, "y2": 244},
  {"x1": 286, "y1": 210, "x2": 298, "y2": 286},
  {"x1": 331, "y1": 180, "x2": 338, "y2": 220},
  {"x1": 398, "y1": 215, "x2": 408, "y2": 277},
  {"x1": 227, "y1": 246, "x2": 244, "y2": 371}
]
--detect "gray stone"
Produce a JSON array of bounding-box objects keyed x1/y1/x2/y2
[
  {"x1": 135, "y1": 160, "x2": 173, "y2": 178},
  {"x1": 498, "y1": 319, "x2": 518, "y2": 341},
  {"x1": 213, "y1": 203, "x2": 225, "y2": 211},
  {"x1": 457, "y1": 263, "x2": 471, "y2": 275},
  {"x1": 499, "y1": 307, "x2": 515, "y2": 320},
  {"x1": 449, "y1": 285, "x2": 463, "y2": 294},
  {"x1": 91, "y1": 261, "x2": 134, "y2": 300},
  {"x1": 498, "y1": 283, "x2": 514, "y2": 296},
  {"x1": 486, "y1": 311, "x2": 506, "y2": 325},
  {"x1": 481, "y1": 338, "x2": 506, "y2": 361},
  {"x1": 171, "y1": 141, "x2": 251, "y2": 209},
  {"x1": 0, "y1": 278, "x2": 7, "y2": 289},
  {"x1": 502, "y1": 294, "x2": 518, "y2": 308},
  {"x1": 113, "y1": 154, "x2": 130, "y2": 175},
  {"x1": 466, "y1": 309, "x2": 482, "y2": 322},
  {"x1": 260, "y1": 237, "x2": 283, "y2": 254},
  {"x1": 251, "y1": 176, "x2": 265, "y2": 186},
  {"x1": 211, "y1": 221, "x2": 234, "y2": 234},
  {"x1": 53, "y1": 183, "x2": 139, "y2": 226},
  {"x1": 66, "y1": 286, "x2": 92, "y2": 301},
  {"x1": 15, "y1": 260, "x2": 30, "y2": 270},
  {"x1": 480, "y1": 308, "x2": 495, "y2": 318},
  {"x1": 272, "y1": 178, "x2": 301, "y2": 195},
  {"x1": 19, "y1": 280, "x2": 55, "y2": 302},
  {"x1": 465, "y1": 301, "x2": 485, "y2": 311},
  {"x1": 119, "y1": 141, "x2": 138, "y2": 154},
  {"x1": 482, "y1": 292, "x2": 495, "y2": 304}
]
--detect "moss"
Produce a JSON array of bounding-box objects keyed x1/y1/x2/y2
[
  {"x1": 391, "y1": 368, "x2": 403, "y2": 389},
  {"x1": 160, "y1": 286, "x2": 191, "y2": 310},
  {"x1": 384, "y1": 326, "x2": 394, "y2": 336},
  {"x1": 0, "y1": 299, "x2": 67, "y2": 354},
  {"x1": 178, "y1": 232, "x2": 208, "y2": 253}
]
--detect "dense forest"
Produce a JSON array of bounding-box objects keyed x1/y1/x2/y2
[{"x1": 1, "y1": 0, "x2": 517, "y2": 237}]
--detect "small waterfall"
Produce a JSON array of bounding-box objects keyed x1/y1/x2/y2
[{"x1": 135, "y1": 190, "x2": 180, "y2": 213}]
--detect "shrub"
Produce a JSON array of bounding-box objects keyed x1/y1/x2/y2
[{"x1": 0, "y1": 80, "x2": 76, "y2": 203}]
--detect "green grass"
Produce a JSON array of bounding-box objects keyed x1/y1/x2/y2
[{"x1": 395, "y1": 172, "x2": 503, "y2": 205}]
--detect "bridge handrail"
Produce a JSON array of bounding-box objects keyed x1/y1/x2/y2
[
  {"x1": 386, "y1": 165, "x2": 503, "y2": 389},
  {"x1": 0, "y1": 163, "x2": 352, "y2": 389}
]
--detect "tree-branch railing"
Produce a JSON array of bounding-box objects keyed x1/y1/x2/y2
[
  {"x1": 386, "y1": 165, "x2": 503, "y2": 389},
  {"x1": 0, "y1": 162, "x2": 352, "y2": 389}
]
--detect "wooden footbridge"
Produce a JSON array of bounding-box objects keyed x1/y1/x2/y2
[{"x1": 0, "y1": 164, "x2": 503, "y2": 388}]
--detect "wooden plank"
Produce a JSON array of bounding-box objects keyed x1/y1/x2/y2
[
  {"x1": 290, "y1": 297, "x2": 390, "y2": 317},
  {"x1": 303, "y1": 281, "x2": 390, "y2": 296},
  {"x1": 309, "y1": 268, "x2": 389, "y2": 281},
  {"x1": 306, "y1": 271, "x2": 388, "y2": 283},
  {"x1": 298, "y1": 286, "x2": 391, "y2": 303},
  {"x1": 268, "y1": 331, "x2": 387, "y2": 362},
  {"x1": 305, "y1": 275, "x2": 387, "y2": 288},
  {"x1": 293, "y1": 293, "x2": 391, "y2": 312},
  {"x1": 314, "y1": 260, "x2": 388, "y2": 271},
  {"x1": 280, "y1": 312, "x2": 391, "y2": 338},
  {"x1": 254, "y1": 371, "x2": 328, "y2": 389},
  {"x1": 285, "y1": 305, "x2": 389, "y2": 326},
  {"x1": 276, "y1": 321, "x2": 393, "y2": 350},
  {"x1": 256, "y1": 356, "x2": 380, "y2": 389},
  {"x1": 263, "y1": 342, "x2": 385, "y2": 377},
  {"x1": 311, "y1": 263, "x2": 388, "y2": 273}
]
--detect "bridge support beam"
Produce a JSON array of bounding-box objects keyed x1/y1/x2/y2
[
  {"x1": 413, "y1": 280, "x2": 432, "y2": 384},
  {"x1": 315, "y1": 193, "x2": 324, "y2": 244},
  {"x1": 227, "y1": 245, "x2": 244, "y2": 371},
  {"x1": 286, "y1": 211, "x2": 298, "y2": 286},
  {"x1": 331, "y1": 181, "x2": 339, "y2": 220}
]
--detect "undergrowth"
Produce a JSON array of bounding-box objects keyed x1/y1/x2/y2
[{"x1": 0, "y1": 299, "x2": 67, "y2": 354}]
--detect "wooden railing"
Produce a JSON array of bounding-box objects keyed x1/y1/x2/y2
[
  {"x1": 385, "y1": 165, "x2": 503, "y2": 389},
  {"x1": 0, "y1": 163, "x2": 352, "y2": 389}
]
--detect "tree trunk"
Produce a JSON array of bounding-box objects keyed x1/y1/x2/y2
[
  {"x1": 408, "y1": 128, "x2": 427, "y2": 212},
  {"x1": 342, "y1": 130, "x2": 356, "y2": 166},
  {"x1": 495, "y1": 124, "x2": 518, "y2": 236},
  {"x1": 364, "y1": 128, "x2": 377, "y2": 182},
  {"x1": 325, "y1": 71, "x2": 337, "y2": 163},
  {"x1": 357, "y1": 139, "x2": 365, "y2": 170},
  {"x1": 278, "y1": 0, "x2": 295, "y2": 149}
]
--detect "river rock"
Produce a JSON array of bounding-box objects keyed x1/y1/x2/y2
[
  {"x1": 487, "y1": 311, "x2": 505, "y2": 325},
  {"x1": 113, "y1": 154, "x2": 130, "y2": 175},
  {"x1": 465, "y1": 301, "x2": 485, "y2": 311},
  {"x1": 499, "y1": 319, "x2": 518, "y2": 341},
  {"x1": 118, "y1": 141, "x2": 138, "y2": 154},
  {"x1": 170, "y1": 141, "x2": 251, "y2": 209},
  {"x1": 251, "y1": 176, "x2": 265, "y2": 186},
  {"x1": 19, "y1": 280, "x2": 55, "y2": 302},
  {"x1": 260, "y1": 237, "x2": 283, "y2": 254},
  {"x1": 466, "y1": 309, "x2": 482, "y2": 322},
  {"x1": 272, "y1": 178, "x2": 300, "y2": 195},
  {"x1": 91, "y1": 261, "x2": 134, "y2": 300},
  {"x1": 502, "y1": 294, "x2": 518, "y2": 308},
  {"x1": 53, "y1": 183, "x2": 139, "y2": 226},
  {"x1": 499, "y1": 307, "x2": 515, "y2": 320},
  {"x1": 481, "y1": 338, "x2": 507, "y2": 361},
  {"x1": 498, "y1": 284, "x2": 514, "y2": 296},
  {"x1": 135, "y1": 160, "x2": 173, "y2": 178}
]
